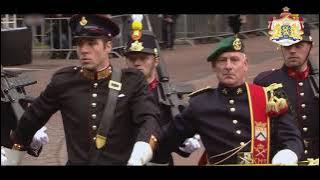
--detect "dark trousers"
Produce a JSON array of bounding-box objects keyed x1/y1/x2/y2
[{"x1": 162, "y1": 22, "x2": 176, "y2": 49}]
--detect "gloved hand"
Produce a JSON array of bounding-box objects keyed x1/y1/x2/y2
[
  {"x1": 29, "y1": 126, "x2": 49, "y2": 150},
  {"x1": 179, "y1": 134, "x2": 201, "y2": 154},
  {"x1": 272, "y1": 149, "x2": 298, "y2": 165},
  {"x1": 1, "y1": 147, "x2": 7, "y2": 165},
  {"x1": 127, "y1": 141, "x2": 153, "y2": 166}
]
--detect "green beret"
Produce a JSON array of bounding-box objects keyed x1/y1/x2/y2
[{"x1": 207, "y1": 36, "x2": 244, "y2": 62}]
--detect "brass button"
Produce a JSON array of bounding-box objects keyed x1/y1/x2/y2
[
  {"x1": 298, "y1": 82, "x2": 303, "y2": 86},
  {"x1": 92, "y1": 93, "x2": 98, "y2": 98},
  {"x1": 236, "y1": 130, "x2": 241, "y2": 135},
  {"x1": 240, "y1": 142, "x2": 245, "y2": 146},
  {"x1": 73, "y1": 67, "x2": 78, "y2": 70},
  {"x1": 91, "y1": 103, "x2": 97, "y2": 108},
  {"x1": 93, "y1": 137, "x2": 96, "y2": 141},
  {"x1": 301, "y1": 104, "x2": 306, "y2": 108},
  {"x1": 80, "y1": 69, "x2": 83, "y2": 73},
  {"x1": 304, "y1": 150, "x2": 308, "y2": 154},
  {"x1": 91, "y1": 114, "x2": 97, "y2": 119},
  {"x1": 302, "y1": 115, "x2": 307, "y2": 120},
  {"x1": 303, "y1": 127, "x2": 308, "y2": 132},
  {"x1": 300, "y1": 92, "x2": 304, "y2": 97},
  {"x1": 92, "y1": 125, "x2": 97, "y2": 130},
  {"x1": 93, "y1": 83, "x2": 98, "y2": 88},
  {"x1": 230, "y1": 107, "x2": 236, "y2": 112},
  {"x1": 229, "y1": 99, "x2": 235, "y2": 105},
  {"x1": 232, "y1": 120, "x2": 238, "y2": 124}
]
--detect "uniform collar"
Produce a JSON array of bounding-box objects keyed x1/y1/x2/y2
[
  {"x1": 218, "y1": 83, "x2": 246, "y2": 97},
  {"x1": 282, "y1": 65, "x2": 310, "y2": 81},
  {"x1": 148, "y1": 78, "x2": 158, "y2": 92},
  {"x1": 81, "y1": 66, "x2": 112, "y2": 80}
]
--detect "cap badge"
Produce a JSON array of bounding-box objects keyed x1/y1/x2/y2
[
  {"x1": 130, "y1": 40, "x2": 144, "y2": 51},
  {"x1": 233, "y1": 38, "x2": 242, "y2": 50},
  {"x1": 80, "y1": 16, "x2": 88, "y2": 26}
]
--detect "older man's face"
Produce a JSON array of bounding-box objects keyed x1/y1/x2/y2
[{"x1": 212, "y1": 52, "x2": 248, "y2": 87}]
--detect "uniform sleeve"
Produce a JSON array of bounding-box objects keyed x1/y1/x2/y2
[
  {"x1": 129, "y1": 72, "x2": 161, "y2": 147},
  {"x1": 12, "y1": 74, "x2": 61, "y2": 146},
  {"x1": 154, "y1": 102, "x2": 197, "y2": 161},
  {"x1": 272, "y1": 112, "x2": 304, "y2": 160}
]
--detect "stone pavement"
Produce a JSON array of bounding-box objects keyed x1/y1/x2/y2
[{"x1": 4, "y1": 29, "x2": 318, "y2": 166}]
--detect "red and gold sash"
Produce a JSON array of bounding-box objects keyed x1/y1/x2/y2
[{"x1": 246, "y1": 83, "x2": 270, "y2": 164}]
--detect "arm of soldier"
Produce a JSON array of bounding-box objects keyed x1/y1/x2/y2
[
  {"x1": 11, "y1": 74, "x2": 61, "y2": 150},
  {"x1": 127, "y1": 72, "x2": 161, "y2": 165},
  {"x1": 271, "y1": 112, "x2": 303, "y2": 164},
  {"x1": 155, "y1": 103, "x2": 198, "y2": 161}
]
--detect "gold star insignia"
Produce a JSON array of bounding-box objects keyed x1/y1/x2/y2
[
  {"x1": 236, "y1": 88, "x2": 243, "y2": 95},
  {"x1": 222, "y1": 88, "x2": 228, "y2": 95},
  {"x1": 129, "y1": 40, "x2": 144, "y2": 51}
]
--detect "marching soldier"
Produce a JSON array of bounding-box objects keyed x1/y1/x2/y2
[
  {"x1": 124, "y1": 27, "x2": 201, "y2": 165},
  {"x1": 157, "y1": 15, "x2": 303, "y2": 165},
  {"x1": 8, "y1": 14, "x2": 160, "y2": 165},
  {"x1": 254, "y1": 8, "x2": 319, "y2": 162}
]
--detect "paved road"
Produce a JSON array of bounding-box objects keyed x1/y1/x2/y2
[{"x1": 4, "y1": 29, "x2": 318, "y2": 166}]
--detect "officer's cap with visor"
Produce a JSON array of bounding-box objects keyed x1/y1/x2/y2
[
  {"x1": 69, "y1": 14, "x2": 120, "y2": 43},
  {"x1": 207, "y1": 15, "x2": 245, "y2": 62}
]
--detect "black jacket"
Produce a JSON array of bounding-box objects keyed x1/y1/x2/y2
[
  {"x1": 12, "y1": 66, "x2": 160, "y2": 165},
  {"x1": 254, "y1": 64, "x2": 319, "y2": 160}
]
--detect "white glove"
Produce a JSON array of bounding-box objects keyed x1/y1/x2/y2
[
  {"x1": 1, "y1": 147, "x2": 8, "y2": 166},
  {"x1": 272, "y1": 149, "x2": 298, "y2": 165},
  {"x1": 127, "y1": 141, "x2": 153, "y2": 166},
  {"x1": 29, "y1": 126, "x2": 49, "y2": 150},
  {"x1": 179, "y1": 134, "x2": 201, "y2": 154}
]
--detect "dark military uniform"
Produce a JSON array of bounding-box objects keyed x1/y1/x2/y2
[
  {"x1": 254, "y1": 65, "x2": 319, "y2": 160},
  {"x1": 11, "y1": 14, "x2": 160, "y2": 165},
  {"x1": 158, "y1": 16, "x2": 303, "y2": 165},
  {"x1": 12, "y1": 66, "x2": 160, "y2": 165},
  {"x1": 254, "y1": 21, "x2": 319, "y2": 160},
  {"x1": 124, "y1": 30, "x2": 191, "y2": 165},
  {"x1": 158, "y1": 83, "x2": 303, "y2": 164}
]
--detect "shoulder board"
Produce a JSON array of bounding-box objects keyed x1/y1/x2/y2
[
  {"x1": 188, "y1": 86, "x2": 213, "y2": 97},
  {"x1": 53, "y1": 66, "x2": 80, "y2": 76},
  {"x1": 254, "y1": 69, "x2": 278, "y2": 83}
]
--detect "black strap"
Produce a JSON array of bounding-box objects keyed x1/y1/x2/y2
[{"x1": 96, "y1": 67, "x2": 122, "y2": 147}]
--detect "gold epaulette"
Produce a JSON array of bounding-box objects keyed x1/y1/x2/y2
[
  {"x1": 298, "y1": 158, "x2": 319, "y2": 166},
  {"x1": 187, "y1": 86, "x2": 212, "y2": 97},
  {"x1": 264, "y1": 83, "x2": 288, "y2": 116}
]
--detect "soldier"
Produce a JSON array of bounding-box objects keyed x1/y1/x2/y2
[
  {"x1": 1, "y1": 66, "x2": 49, "y2": 165},
  {"x1": 124, "y1": 30, "x2": 201, "y2": 165},
  {"x1": 8, "y1": 14, "x2": 160, "y2": 165},
  {"x1": 157, "y1": 15, "x2": 303, "y2": 165},
  {"x1": 159, "y1": 14, "x2": 179, "y2": 50},
  {"x1": 254, "y1": 9, "x2": 319, "y2": 161}
]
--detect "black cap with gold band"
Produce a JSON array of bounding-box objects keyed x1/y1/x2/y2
[{"x1": 69, "y1": 14, "x2": 120, "y2": 40}]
